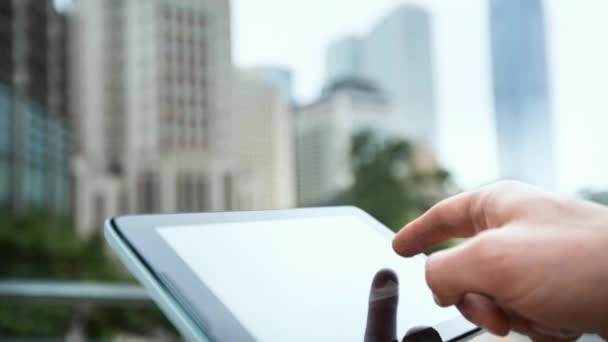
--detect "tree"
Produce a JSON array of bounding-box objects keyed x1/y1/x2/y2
[
  {"x1": 0, "y1": 212, "x2": 175, "y2": 338},
  {"x1": 580, "y1": 189, "x2": 608, "y2": 206},
  {"x1": 342, "y1": 131, "x2": 459, "y2": 252}
]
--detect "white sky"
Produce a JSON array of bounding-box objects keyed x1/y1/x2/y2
[{"x1": 233, "y1": 0, "x2": 608, "y2": 194}]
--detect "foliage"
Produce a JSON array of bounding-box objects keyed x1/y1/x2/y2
[
  {"x1": 338, "y1": 131, "x2": 458, "y2": 252},
  {"x1": 349, "y1": 132, "x2": 419, "y2": 230},
  {"x1": 0, "y1": 212, "x2": 122, "y2": 281},
  {"x1": 580, "y1": 189, "x2": 608, "y2": 206},
  {"x1": 0, "y1": 212, "x2": 175, "y2": 338}
]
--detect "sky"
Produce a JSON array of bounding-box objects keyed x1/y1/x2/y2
[{"x1": 233, "y1": 0, "x2": 608, "y2": 194}]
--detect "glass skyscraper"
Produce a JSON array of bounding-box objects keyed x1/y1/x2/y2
[
  {"x1": 0, "y1": 0, "x2": 71, "y2": 213},
  {"x1": 0, "y1": 85, "x2": 71, "y2": 212},
  {"x1": 490, "y1": 0, "x2": 555, "y2": 189},
  {"x1": 324, "y1": 6, "x2": 437, "y2": 150}
]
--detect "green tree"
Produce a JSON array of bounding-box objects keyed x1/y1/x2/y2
[
  {"x1": 349, "y1": 131, "x2": 418, "y2": 230},
  {"x1": 0, "y1": 212, "x2": 174, "y2": 338},
  {"x1": 342, "y1": 131, "x2": 459, "y2": 252},
  {"x1": 580, "y1": 189, "x2": 608, "y2": 206}
]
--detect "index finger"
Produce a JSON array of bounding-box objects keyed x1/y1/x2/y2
[
  {"x1": 364, "y1": 269, "x2": 399, "y2": 342},
  {"x1": 392, "y1": 191, "x2": 488, "y2": 257}
]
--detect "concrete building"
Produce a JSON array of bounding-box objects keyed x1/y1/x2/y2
[
  {"x1": 0, "y1": 0, "x2": 71, "y2": 213},
  {"x1": 295, "y1": 78, "x2": 394, "y2": 205},
  {"x1": 234, "y1": 68, "x2": 296, "y2": 209},
  {"x1": 325, "y1": 5, "x2": 437, "y2": 149},
  {"x1": 489, "y1": 0, "x2": 555, "y2": 190},
  {"x1": 71, "y1": 0, "x2": 247, "y2": 233}
]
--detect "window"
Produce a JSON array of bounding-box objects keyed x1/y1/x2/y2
[
  {"x1": 119, "y1": 190, "x2": 129, "y2": 215},
  {"x1": 223, "y1": 173, "x2": 233, "y2": 210},
  {"x1": 0, "y1": 159, "x2": 7, "y2": 206},
  {"x1": 176, "y1": 172, "x2": 195, "y2": 212},
  {"x1": 137, "y1": 171, "x2": 159, "y2": 213},
  {"x1": 94, "y1": 193, "x2": 106, "y2": 229},
  {"x1": 0, "y1": 88, "x2": 11, "y2": 154},
  {"x1": 196, "y1": 175, "x2": 208, "y2": 211}
]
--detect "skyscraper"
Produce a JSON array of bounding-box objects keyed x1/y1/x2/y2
[
  {"x1": 72, "y1": 0, "x2": 248, "y2": 233},
  {"x1": 325, "y1": 5, "x2": 437, "y2": 149},
  {"x1": 234, "y1": 67, "x2": 296, "y2": 209},
  {"x1": 490, "y1": 0, "x2": 555, "y2": 189},
  {"x1": 0, "y1": 0, "x2": 71, "y2": 213},
  {"x1": 325, "y1": 37, "x2": 364, "y2": 89}
]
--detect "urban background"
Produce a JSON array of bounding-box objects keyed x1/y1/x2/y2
[{"x1": 1, "y1": 0, "x2": 608, "y2": 339}]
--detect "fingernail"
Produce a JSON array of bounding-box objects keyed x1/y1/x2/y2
[{"x1": 369, "y1": 280, "x2": 399, "y2": 302}]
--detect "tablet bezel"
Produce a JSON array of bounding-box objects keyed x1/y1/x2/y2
[{"x1": 108, "y1": 207, "x2": 480, "y2": 341}]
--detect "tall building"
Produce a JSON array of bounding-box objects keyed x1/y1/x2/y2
[
  {"x1": 490, "y1": 0, "x2": 555, "y2": 189},
  {"x1": 295, "y1": 78, "x2": 394, "y2": 205},
  {"x1": 325, "y1": 37, "x2": 364, "y2": 89},
  {"x1": 325, "y1": 5, "x2": 437, "y2": 149},
  {"x1": 234, "y1": 67, "x2": 296, "y2": 209},
  {"x1": 72, "y1": 0, "x2": 247, "y2": 233},
  {"x1": 0, "y1": 0, "x2": 71, "y2": 213}
]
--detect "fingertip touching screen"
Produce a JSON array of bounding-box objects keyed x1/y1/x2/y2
[{"x1": 155, "y1": 215, "x2": 463, "y2": 341}]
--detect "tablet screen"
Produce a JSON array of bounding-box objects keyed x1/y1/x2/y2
[{"x1": 156, "y1": 215, "x2": 466, "y2": 341}]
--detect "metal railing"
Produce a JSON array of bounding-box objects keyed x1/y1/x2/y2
[{"x1": 0, "y1": 280, "x2": 152, "y2": 306}]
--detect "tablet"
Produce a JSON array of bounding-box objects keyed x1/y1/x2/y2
[{"x1": 105, "y1": 207, "x2": 480, "y2": 341}]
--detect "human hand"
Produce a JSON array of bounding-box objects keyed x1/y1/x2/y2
[
  {"x1": 392, "y1": 181, "x2": 608, "y2": 340},
  {"x1": 365, "y1": 269, "x2": 443, "y2": 342}
]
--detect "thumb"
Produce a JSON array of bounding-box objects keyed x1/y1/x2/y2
[{"x1": 425, "y1": 233, "x2": 511, "y2": 307}]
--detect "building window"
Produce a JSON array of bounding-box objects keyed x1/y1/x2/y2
[
  {"x1": 176, "y1": 174, "x2": 184, "y2": 211},
  {"x1": 196, "y1": 175, "x2": 208, "y2": 211},
  {"x1": 177, "y1": 172, "x2": 194, "y2": 212},
  {"x1": 0, "y1": 159, "x2": 7, "y2": 207},
  {"x1": 119, "y1": 190, "x2": 129, "y2": 215},
  {"x1": 223, "y1": 173, "x2": 233, "y2": 211},
  {"x1": 94, "y1": 193, "x2": 106, "y2": 228},
  {"x1": 137, "y1": 171, "x2": 159, "y2": 213}
]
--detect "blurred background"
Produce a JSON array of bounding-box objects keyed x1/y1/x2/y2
[{"x1": 1, "y1": 0, "x2": 608, "y2": 339}]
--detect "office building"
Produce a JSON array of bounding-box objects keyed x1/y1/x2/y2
[
  {"x1": 72, "y1": 0, "x2": 248, "y2": 233},
  {"x1": 295, "y1": 78, "x2": 394, "y2": 205},
  {"x1": 0, "y1": 0, "x2": 71, "y2": 213},
  {"x1": 490, "y1": 0, "x2": 555, "y2": 189},
  {"x1": 234, "y1": 68, "x2": 296, "y2": 209},
  {"x1": 325, "y1": 5, "x2": 437, "y2": 149},
  {"x1": 325, "y1": 37, "x2": 364, "y2": 90}
]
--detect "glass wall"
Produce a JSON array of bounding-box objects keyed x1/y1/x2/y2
[
  {"x1": 0, "y1": 83, "x2": 71, "y2": 212},
  {"x1": 0, "y1": 85, "x2": 11, "y2": 208}
]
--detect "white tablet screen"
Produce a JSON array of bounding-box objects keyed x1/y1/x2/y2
[{"x1": 157, "y1": 215, "x2": 461, "y2": 341}]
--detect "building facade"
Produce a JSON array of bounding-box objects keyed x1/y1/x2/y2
[
  {"x1": 325, "y1": 5, "x2": 437, "y2": 149},
  {"x1": 325, "y1": 37, "x2": 364, "y2": 90},
  {"x1": 234, "y1": 68, "x2": 296, "y2": 209},
  {"x1": 72, "y1": 0, "x2": 248, "y2": 233},
  {"x1": 295, "y1": 79, "x2": 394, "y2": 205},
  {"x1": 0, "y1": 0, "x2": 71, "y2": 213},
  {"x1": 490, "y1": 0, "x2": 555, "y2": 189}
]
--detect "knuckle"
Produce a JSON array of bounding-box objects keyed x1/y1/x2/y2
[
  {"x1": 473, "y1": 179, "x2": 531, "y2": 228},
  {"x1": 469, "y1": 190, "x2": 495, "y2": 231},
  {"x1": 470, "y1": 232, "x2": 506, "y2": 262},
  {"x1": 469, "y1": 232, "x2": 514, "y2": 290}
]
